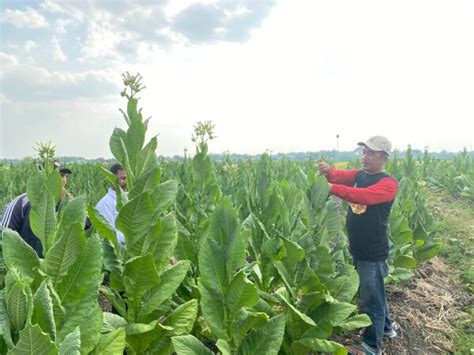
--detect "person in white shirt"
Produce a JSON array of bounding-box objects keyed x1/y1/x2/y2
[{"x1": 95, "y1": 163, "x2": 127, "y2": 245}]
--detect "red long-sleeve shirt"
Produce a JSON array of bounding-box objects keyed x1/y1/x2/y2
[{"x1": 326, "y1": 168, "x2": 398, "y2": 205}]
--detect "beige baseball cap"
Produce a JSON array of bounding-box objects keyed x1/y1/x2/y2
[{"x1": 358, "y1": 136, "x2": 392, "y2": 154}]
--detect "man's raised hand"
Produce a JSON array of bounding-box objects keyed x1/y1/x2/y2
[{"x1": 317, "y1": 159, "x2": 331, "y2": 176}]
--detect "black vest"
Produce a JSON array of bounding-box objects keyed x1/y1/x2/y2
[{"x1": 346, "y1": 171, "x2": 396, "y2": 261}]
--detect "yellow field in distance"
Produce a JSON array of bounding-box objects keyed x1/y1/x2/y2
[{"x1": 334, "y1": 161, "x2": 349, "y2": 169}]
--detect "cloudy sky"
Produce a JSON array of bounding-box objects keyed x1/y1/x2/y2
[{"x1": 1, "y1": 0, "x2": 473, "y2": 159}]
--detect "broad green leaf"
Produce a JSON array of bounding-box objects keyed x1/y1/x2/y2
[
  {"x1": 294, "y1": 260, "x2": 323, "y2": 295},
  {"x1": 59, "y1": 327, "x2": 80, "y2": 355},
  {"x1": 44, "y1": 223, "x2": 86, "y2": 286},
  {"x1": 323, "y1": 201, "x2": 343, "y2": 238},
  {"x1": 102, "y1": 313, "x2": 127, "y2": 333},
  {"x1": 127, "y1": 97, "x2": 139, "y2": 124},
  {"x1": 116, "y1": 191, "x2": 154, "y2": 243},
  {"x1": 125, "y1": 118, "x2": 146, "y2": 174},
  {"x1": 134, "y1": 138, "x2": 159, "y2": 186},
  {"x1": 394, "y1": 255, "x2": 417, "y2": 269},
  {"x1": 273, "y1": 261, "x2": 296, "y2": 299},
  {"x1": 390, "y1": 216, "x2": 413, "y2": 246},
  {"x1": 227, "y1": 272, "x2": 259, "y2": 318},
  {"x1": 47, "y1": 285, "x2": 66, "y2": 330},
  {"x1": 310, "y1": 301, "x2": 356, "y2": 326},
  {"x1": 27, "y1": 171, "x2": 61, "y2": 254},
  {"x1": 279, "y1": 235, "x2": 305, "y2": 269},
  {"x1": 129, "y1": 165, "x2": 160, "y2": 201},
  {"x1": 2, "y1": 229, "x2": 40, "y2": 283},
  {"x1": 102, "y1": 239, "x2": 122, "y2": 276},
  {"x1": 46, "y1": 172, "x2": 63, "y2": 203},
  {"x1": 93, "y1": 328, "x2": 126, "y2": 355},
  {"x1": 29, "y1": 191, "x2": 57, "y2": 254},
  {"x1": 192, "y1": 151, "x2": 213, "y2": 188},
  {"x1": 384, "y1": 267, "x2": 415, "y2": 284},
  {"x1": 27, "y1": 171, "x2": 61, "y2": 206},
  {"x1": 299, "y1": 323, "x2": 333, "y2": 340},
  {"x1": 171, "y1": 335, "x2": 213, "y2": 355},
  {"x1": 311, "y1": 245, "x2": 335, "y2": 281},
  {"x1": 174, "y1": 221, "x2": 196, "y2": 264},
  {"x1": 325, "y1": 268, "x2": 359, "y2": 303},
  {"x1": 261, "y1": 191, "x2": 282, "y2": 226},
  {"x1": 295, "y1": 338, "x2": 345, "y2": 353},
  {"x1": 415, "y1": 243, "x2": 442, "y2": 261},
  {"x1": 276, "y1": 294, "x2": 315, "y2": 327},
  {"x1": 198, "y1": 238, "x2": 226, "y2": 297},
  {"x1": 147, "y1": 335, "x2": 173, "y2": 355},
  {"x1": 56, "y1": 236, "x2": 102, "y2": 305},
  {"x1": 125, "y1": 322, "x2": 169, "y2": 354},
  {"x1": 59, "y1": 196, "x2": 87, "y2": 230},
  {"x1": 109, "y1": 128, "x2": 127, "y2": 165},
  {"x1": 151, "y1": 180, "x2": 179, "y2": 216},
  {"x1": 87, "y1": 206, "x2": 120, "y2": 251},
  {"x1": 216, "y1": 339, "x2": 231, "y2": 355},
  {"x1": 5, "y1": 269, "x2": 31, "y2": 333},
  {"x1": 123, "y1": 254, "x2": 160, "y2": 301},
  {"x1": 10, "y1": 324, "x2": 58, "y2": 355},
  {"x1": 198, "y1": 283, "x2": 229, "y2": 341},
  {"x1": 32, "y1": 281, "x2": 56, "y2": 341},
  {"x1": 231, "y1": 308, "x2": 269, "y2": 348},
  {"x1": 413, "y1": 224, "x2": 428, "y2": 241},
  {"x1": 115, "y1": 192, "x2": 153, "y2": 242},
  {"x1": 335, "y1": 314, "x2": 372, "y2": 331},
  {"x1": 221, "y1": 206, "x2": 245, "y2": 282},
  {"x1": 238, "y1": 314, "x2": 286, "y2": 355},
  {"x1": 0, "y1": 296, "x2": 14, "y2": 349},
  {"x1": 79, "y1": 304, "x2": 103, "y2": 355},
  {"x1": 144, "y1": 213, "x2": 178, "y2": 270},
  {"x1": 164, "y1": 299, "x2": 198, "y2": 336},
  {"x1": 309, "y1": 176, "x2": 330, "y2": 211},
  {"x1": 56, "y1": 236, "x2": 103, "y2": 341},
  {"x1": 125, "y1": 320, "x2": 159, "y2": 335},
  {"x1": 200, "y1": 197, "x2": 244, "y2": 293},
  {"x1": 139, "y1": 260, "x2": 190, "y2": 320}
]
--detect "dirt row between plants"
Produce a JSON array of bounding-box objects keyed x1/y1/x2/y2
[{"x1": 335, "y1": 256, "x2": 471, "y2": 354}]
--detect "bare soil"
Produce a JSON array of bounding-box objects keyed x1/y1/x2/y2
[{"x1": 335, "y1": 256, "x2": 472, "y2": 354}]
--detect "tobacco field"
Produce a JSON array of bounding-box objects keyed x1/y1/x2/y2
[{"x1": 0, "y1": 74, "x2": 472, "y2": 354}]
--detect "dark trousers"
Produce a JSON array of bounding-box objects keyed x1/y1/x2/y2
[{"x1": 353, "y1": 257, "x2": 394, "y2": 351}]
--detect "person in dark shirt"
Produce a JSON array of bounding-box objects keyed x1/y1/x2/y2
[
  {"x1": 0, "y1": 162, "x2": 72, "y2": 258},
  {"x1": 318, "y1": 136, "x2": 398, "y2": 355}
]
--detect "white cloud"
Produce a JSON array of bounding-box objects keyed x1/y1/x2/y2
[
  {"x1": 0, "y1": 62, "x2": 119, "y2": 102},
  {"x1": 33, "y1": 0, "x2": 276, "y2": 63},
  {"x1": 54, "y1": 18, "x2": 77, "y2": 34},
  {"x1": 80, "y1": 21, "x2": 125, "y2": 62},
  {"x1": 51, "y1": 38, "x2": 67, "y2": 62},
  {"x1": 41, "y1": 0, "x2": 86, "y2": 22},
  {"x1": 24, "y1": 40, "x2": 37, "y2": 51},
  {"x1": 0, "y1": 7, "x2": 48, "y2": 28},
  {"x1": 2, "y1": 0, "x2": 473, "y2": 158},
  {"x1": 0, "y1": 52, "x2": 17, "y2": 66}
]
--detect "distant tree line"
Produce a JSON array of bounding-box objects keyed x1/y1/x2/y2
[{"x1": 2, "y1": 149, "x2": 472, "y2": 165}]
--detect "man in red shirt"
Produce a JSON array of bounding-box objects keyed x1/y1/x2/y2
[{"x1": 318, "y1": 136, "x2": 398, "y2": 355}]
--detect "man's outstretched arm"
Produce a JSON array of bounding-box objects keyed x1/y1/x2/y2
[{"x1": 330, "y1": 178, "x2": 398, "y2": 205}]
